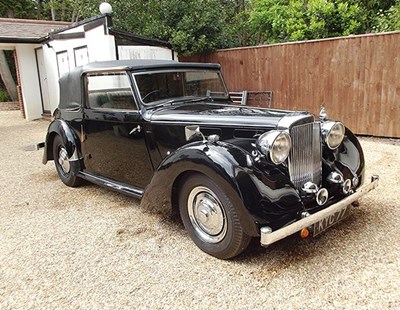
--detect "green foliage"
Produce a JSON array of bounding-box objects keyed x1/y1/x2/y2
[
  {"x1": 35, "y1": 0, "x2": 99, "y2": 21},
  {"x1": 110, "y1": 0, "x2": 237, "y2": 57},
  {"x1": 373, "y1": 1, "x2": 400, "y2": 31},
  {"x1": 248, "y1": 0, "x2": 366, "y2": 44},
  {"x1": 1, "y1": 0, "x2": 399, "y2": 55},
  {"x1": 0, "y1": 0, "x2": 37, "y2": 18},
  {"x1": 349, "y1": 0, "x2": 396, "y2": 28},
  {"x1": 0, "y1": 88, "x2": 10, "y2": 102},
  {"x1": 164, "y1": 0, "x2": 236, "y2": 56},
  {"x1": 0, "y1": 0, "x2": 98, "y2": 21}
]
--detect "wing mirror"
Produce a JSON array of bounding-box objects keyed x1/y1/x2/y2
[{"x1": 185, "y1": 125, "x2": 205, "y2": 142}]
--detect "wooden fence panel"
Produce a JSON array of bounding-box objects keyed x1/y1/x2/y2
[{"x1": 182, "y1": 32, "x2": 400, "y2": 138}]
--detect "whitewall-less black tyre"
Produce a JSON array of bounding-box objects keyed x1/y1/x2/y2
[
  {"x1": 179, "y1": 173, "x2": 251, "y2": 259},
  {"x1": 53, "y1": 135, "x2": 82, "y2": 187}
]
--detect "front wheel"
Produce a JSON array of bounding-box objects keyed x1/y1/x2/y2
[
  {"x1": 52, "y1": 135, "x2": 82, "y2": 187},
  {"x1": 179, "y1": 173, "x2": 251, "y2": 259}
]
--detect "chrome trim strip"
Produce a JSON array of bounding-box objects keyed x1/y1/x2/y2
[
  {"x1": 68, "y1": 147, "x2": 80, "y2": 161},
  {"x1": 277, "y1": 113, "x2": 315, "y2": 130},
  {"x1": 78, "y1": 171, "x2": 144, "y2": 198},
  {"x1": 260, "y1": 176, "x2": 379, "y2": 246}
]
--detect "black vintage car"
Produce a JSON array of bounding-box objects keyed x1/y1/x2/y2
[{"x1": 43, "y1": 60, "x2": 378, "y2": 259}]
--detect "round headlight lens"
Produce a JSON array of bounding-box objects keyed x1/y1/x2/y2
[
  {"x1": 256, "y1": 131, "x2": 291, "y2": 164},
  {"x1": 322, "y1": 121, "x2": 345, "y2": 149}
]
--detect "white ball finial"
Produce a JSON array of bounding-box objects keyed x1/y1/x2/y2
[{"x1": 99, "y1": 2, "x2": 112, "y2": 14}]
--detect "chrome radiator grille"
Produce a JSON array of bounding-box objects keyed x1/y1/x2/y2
[{"x1": 288, "y1": 122, "x2": 322, "y2": 190}]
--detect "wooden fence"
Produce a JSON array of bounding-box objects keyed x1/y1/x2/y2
[{"x1": 182, "y1": 32, "x2": 400, "y2": 138}]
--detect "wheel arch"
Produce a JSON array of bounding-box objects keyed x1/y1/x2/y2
[
  {"x1": 322, "y1": 126, "x2": 366, "y2": 189},
  {"x1": 43, "y1": 119, "x2": 82, "y2": 165},
  {"x1": 141, "y1": 142, "x2": 262, "y2": 237}
]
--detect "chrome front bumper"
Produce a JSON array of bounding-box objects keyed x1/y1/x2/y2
[{"x1": 260, "y1": 176, "x2": 379, "y2": 246}]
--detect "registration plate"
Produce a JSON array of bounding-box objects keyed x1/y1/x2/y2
[{"x1": 313, "y1": 205, "x2": 352, "y2": 236}]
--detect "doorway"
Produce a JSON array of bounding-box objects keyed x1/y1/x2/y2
[{"x1": 35, "y1": 47, "x2": 51, "y2": 113}]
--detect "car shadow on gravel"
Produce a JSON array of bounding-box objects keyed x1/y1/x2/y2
[
  {"x1": 108, "y1": 188, "x2": 383, "y2": 267},
  {"x1": 29, "y1": 170, "x2": 60, "y2": 182},
  {"x1": 38, "y1": 167, "x2": 384, "y2": 269}
]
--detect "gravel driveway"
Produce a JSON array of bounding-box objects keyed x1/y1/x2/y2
[{"x1": 0, "y1": 110, "x2": 399, "y2": 309}]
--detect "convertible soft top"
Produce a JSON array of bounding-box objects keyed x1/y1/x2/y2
[{"x1": 58, "y1": 60, "x2": 221, "y2": 109}]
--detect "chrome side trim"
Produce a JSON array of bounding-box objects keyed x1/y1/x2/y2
[
  {"x1": 260, "y1": 176, "x2": 379, "y2": 246},
  {"x1": 78, "y1": 171, "x2": 144, "y2": 198}
]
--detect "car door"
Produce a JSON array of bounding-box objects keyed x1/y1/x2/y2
[{"x1": 82, "y1": 71, "x2": 154, "y2": 188}]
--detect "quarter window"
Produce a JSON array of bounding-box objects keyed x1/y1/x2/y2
[{"x1": 86, "y1": 72, "x2": 136, "y2": 110}]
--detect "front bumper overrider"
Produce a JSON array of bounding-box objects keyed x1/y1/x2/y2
[{"x1": 260, "y1": 176, "x2": 379, "y2": 246}]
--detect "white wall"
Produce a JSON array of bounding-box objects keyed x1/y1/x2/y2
[
  {"x1": 86, "y1": 26, "x2": 116, "y2": 62},
  {"x1": 0, "y1": 43, "x2": 16, "y2": 50},
  {"x1": 15, "y1": 44, "x2": 43, "y2": 120},
  {"x1": 39, "y1": 19, "x2": 174, "y2": 115},
  {"x1": 42, "y1": 44, "x2": 60, "y2": 113},
  {"x1": 42, "y1": 24, "x2": 117, "y2": 113},
  {"x1": 47, "y1": 37, "x2": 88, "y2": 73},
  {"x1": 3, "y1": 18, "x2": 176, "y2": 120},
  {"x1": 43, "y1": 35, "x2": 89, "y2": 112},
  {"x1": 118, "y1": 46, "x2": 175, "y2": 60}
]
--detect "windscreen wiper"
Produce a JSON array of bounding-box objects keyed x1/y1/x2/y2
[
  {"x1": 150, "y1": 96, "x2": 214, "y2": 110},
  {"x1": 161, "y1": 96, "x2": 213, "y2": 106}
]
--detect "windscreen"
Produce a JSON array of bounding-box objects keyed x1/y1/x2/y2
[{"x1": 133, "y1": 70, "x2": 228, "y2": 104}]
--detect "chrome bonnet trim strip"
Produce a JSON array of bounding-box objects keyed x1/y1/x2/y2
[
  {"x1": 260, "y1": 176, "x2": 379, "y2": 246},
  {"x1": 277, "y1": 113, "x2": 315, "y2": 130}
]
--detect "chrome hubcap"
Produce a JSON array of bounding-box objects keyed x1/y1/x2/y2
[
  {"x1": 58, "y1": 147, "x2": 70, "y2": 173},
  {"x1": 187, "y1": 186, "x2": 226, "y2": 243}
]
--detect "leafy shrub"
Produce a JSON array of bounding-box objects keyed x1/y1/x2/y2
[
  {"x1": 248, "y1": 0, "x2": 366, "y2": 44},
  {"x1": 0, "y1": 89, "x2": 10, "y2": 102},
  {"x1": 373, "y1": 2, "x2": 400, "y2": 32}
]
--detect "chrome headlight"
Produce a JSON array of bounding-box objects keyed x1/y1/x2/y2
[
  {"x1": 256, "y1": 130, "x2": 291, "y2": 164},
  {"x1": 321, "y1": 121, "x2": 345, "y2": 149}
]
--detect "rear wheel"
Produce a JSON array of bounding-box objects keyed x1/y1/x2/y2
[
  {"x1": 179, "y1": 173, "x2": 251, "y2": 259},
  {"x1": 53, "y1": 135, "x2": 82, "y2": 187}
]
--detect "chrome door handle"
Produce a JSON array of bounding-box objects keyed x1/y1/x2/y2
[{"x1": 129, "y1": 125, "x2": 141, "y2": 135}]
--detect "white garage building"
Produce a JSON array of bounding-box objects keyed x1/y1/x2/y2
[{"x1": 0, "y1": 14, "x2": 175, "y2": 120}]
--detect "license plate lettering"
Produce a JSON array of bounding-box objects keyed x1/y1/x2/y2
[{"x1": 313, "y1": 205, "x2": 352, "y2": 236}]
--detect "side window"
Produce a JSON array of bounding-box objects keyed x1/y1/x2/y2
[{"x1": 86, "y1": 72, "x2": 137, "y2": 110}]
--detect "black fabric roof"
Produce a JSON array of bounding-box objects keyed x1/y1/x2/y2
[{"x1": 70, "y1": 59, "x2": 220, "y2": 75}]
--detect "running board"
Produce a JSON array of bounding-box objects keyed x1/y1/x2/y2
[{"x1": 78, "y1": 171, "x2": 144, "y2": 199}]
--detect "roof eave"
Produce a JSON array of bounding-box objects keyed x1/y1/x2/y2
[
  {"x1": 0, "y1": 37, "x2": 43, "y2": 44},
  {"x1": 48, "y1": 14, "x2": 109, "y2": 36},
  {"x1": 109, "y1": 28, "x2": 172, "y2": 49}
]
